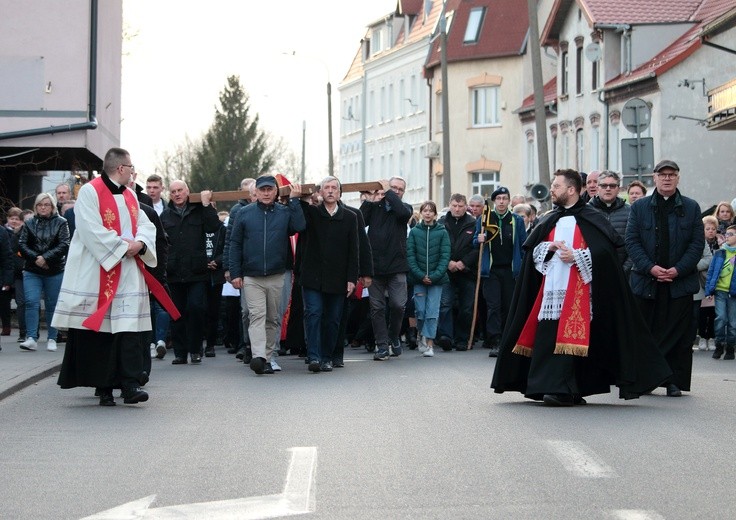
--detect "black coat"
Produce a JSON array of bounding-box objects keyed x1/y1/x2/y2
[
  {"x1": 343, "y1": 203, "x2": 373, "y2": 278},
  {"x1": 160, "y1": 201, "x2": 220, "y2": 283},
  {"x1": 205, "y1": 223, "x2": 226, "y2": 285},
  {"x1": 0, "y1": 227, "x2": 14, "y2": 287},
  {"x1": 491, "y1": 199, "x2": 672, "y2": 399},
  {"x1": 18, "y1": 214, "x2": 70, "y2": 276},
  {"x1": 441, "y1": 212, "x2": 478, "y2": 280},
  {"x1": 299, "y1": 202, "x2": 359, "y2": 294},
  {"x1": 360, "y1": 189, "x2": 412, "y2": 276}
]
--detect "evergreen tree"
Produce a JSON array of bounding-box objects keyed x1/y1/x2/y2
[{"x1": 189, "y1": 75, "x2": 275, "y2": 191}]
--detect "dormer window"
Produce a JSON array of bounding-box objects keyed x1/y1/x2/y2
[{"x1": 464, "y1": 7, "x2": 486, "y2": 44}]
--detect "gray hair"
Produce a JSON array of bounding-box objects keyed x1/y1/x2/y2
[
  {"x1": 389, "y1": 176, "x2": 407, "y2": 189},
  {"x1": 320, "y1": 176, "x2": 341, "y2": 190},
  {"x1": 468, "y1": 194, "x2": 484, "y2": 205},
  {"x1": 598, "y1": 170, "x2": 621, "y2": 184},
  {"x1": 33, "y1": 192, "x2": 58, "y2": 216}
]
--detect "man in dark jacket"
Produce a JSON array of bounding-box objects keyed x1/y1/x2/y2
[
  {"x1": 299, "y1": 176, "x2": 359, "y2": 372},
  {"x1": 160, "y1": 180, "x2": 218, "y2": 365},
  {"x1": 436, "y1": 194, "x2": 477, "y2": 351},
  {"x1": 361, "y1": 177, "x2": 413, "y2": 361},
  {"x1": 625, "y1": 159, "x2": 704, "y2": 397},
  {"x1": 229, "y1": 175, "x2": 305, "y2": 375},
  {"x1": 588, "y1": 171, "x2": 631, "y2": 273}
]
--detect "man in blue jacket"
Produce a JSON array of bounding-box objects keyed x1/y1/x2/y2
[
  {"x1": 626, "y1": 159, "x2": 704, "y2": 397},
  {"x1": 229, "y1": 175, "x2": 305, "y2": 375}
]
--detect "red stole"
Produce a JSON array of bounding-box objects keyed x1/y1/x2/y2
[
  {"x1": 82, "y1": 177, "x2": 180, "y2": 331},
  {"x1": 512, "y1": 224, "x2": 591, "y2": 357}
]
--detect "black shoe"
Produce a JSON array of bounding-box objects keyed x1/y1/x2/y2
[
  {"x1": 244, "y1": 348, "x2": 253, "y2": 364},
  {"x1": 249, "y1": 357, "x2": 266, "y2": 374},
  {"x1": 236, "y1": 347, "x2": 246, "y2": 360},
  {"x1": 122, "y1": 387, "x2": 149, "y2": 404},
  {"x1": 190, "y1": 353, "x2": 202, "y2": 364},
  {"x1": 406, "y1": 327, "x2": 418, "y2": 349},
  {"x1": 263, "y1": 363, "x2": 275, "y2": 374},
  {"x1": 333, "y1": 360, "x2": 345, "y2": 368},
  {"x1": 666, "y1": 384, "x2": 682, "y2": 397},
  {"x1": 437, "y1": 336, "x2": 453, "y2": 351},
  {"x1": 724, "y1": 347, "x2": 735, "y2": 360},
  {"x1": 98, "y1": 388, "x2": 115, "y2": 407},
  {"x1": 713, "y1": 343, "x2": 725, "y2": 359},
  {"x1": 227, "y1": 346, "x2": 238, "y2": 354},
  {"x1": 455, "y1": 344, "x2": 468, "y2": 352},
  {"x1": 172, "y1": 357, "x2": 187, "y2": 365},
  {"x1": 308, "y1": 360, "x2": 321, "y2": 373},
  {"x1": 542, "y1": 394, "x2": 575, "y2": 407},
  {"x1": 488, "y1": 346, "x2": 500, "y2": 357},
  {"x1": 320, "y1": 361, "x2": 333, "y2": 372},
  {"x1": 204, "y1": 346, "x2": 216, "y2": 358},
  {"x1": 137, "y1": 371, "x2": 149, "y2": 386}
]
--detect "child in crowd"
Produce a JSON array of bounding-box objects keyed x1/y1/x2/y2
[
  {"x1": 704, "y1": 224, "x2": 736, "y2": 360},
  {"x1": 697, "y1": 216, "x2": 719, "y2": 350},
  {"x1": 713, "y1": 201, "x2": 735, "y2": 245},
  {"x1": 406, "y1": 201, "x2": 450, "y2": 358}
]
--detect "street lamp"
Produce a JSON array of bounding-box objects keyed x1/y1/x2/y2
[{"x1": 284, "y1": 51, "x2": 334, "y2": 178}]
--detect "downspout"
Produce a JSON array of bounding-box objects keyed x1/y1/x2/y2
[{"x1": 0, "y1": 0, "x2": 98, "y2": 141}]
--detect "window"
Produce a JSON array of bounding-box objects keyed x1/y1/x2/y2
[
  {"x1": 561, "y1": 51, "x2": 569, "y2": 96},
  {"x1": 470, "y1": 170, "x2": 500, "y2": 199},
  {"x1": 591, "y1": 59, "x2": 599, "y2": 91},
  {"x1": 380, "y1": 86, "x2": 386, "y2": 123},
  {"x1": 609, "y1": 124, "x2": 620, "y2": 171},
  {"x1": 372, "y1": 28, "x2": 384, "y2": 54},
  {"x1": 561, "y1": 132, "x2": 570, "y2": 168},
  {"x1": 526, "y1": 139, "x2": 537, "y2": 185},
  {"x1": 576, "y1": 46, "x2": 583, "y2": 95},
  {"x1": 464, "y1": 7, "x2": 486, "y2": 43},
  {"x1": 472, "y1": 86, "x2": 500, "y2": 126},
  {"x1": 576, "y1": 129, "x2": 584, "y2": 170},
  {"x1": 591, "y1": 126, "x2": 600, "y2": 170},
  {"x1": 399, "y1": 78, "x2": 406, "y2": 117},
  {"x1": 388, "y1": 84, "x2": 394, "y2": 120}
]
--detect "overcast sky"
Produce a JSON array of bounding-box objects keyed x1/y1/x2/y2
[{"x1": 120, "y1": 0, "x2": 396, "y2": 184}]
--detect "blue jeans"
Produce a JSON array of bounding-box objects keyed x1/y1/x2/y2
[
  {"x1": 413, "y1": 284, "x2": 443, "y2": 340},
  {"x1": 302, "y1": 287, "x2": 345, "y2": 363},
  {"x1": 714, "y1": 291, "x2": 736, "y2": 346},
  {"x1": 150, "y1": 299, "x2": 170, "y2": 344},
  {"x1": 23, "y1": 271, "x2": 63, "y2": 341}
]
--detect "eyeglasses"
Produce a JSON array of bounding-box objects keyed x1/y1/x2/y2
[
  {"x1": 656, "y1": 172, "x2": 678, "y2": 179},
  {"x1": 36, "y1": 203, "x2": 53, "y2": 208},
  {"x1": 598, "y1": 183, "x2": 619, "y2": 189},
  {"x1": 389, "y1": 185, "x2": 405, "y2": 192},
  {"x1": 725, "y1": 232, "x2": 736, "y2": 237},
  {"x1": 121, "y1": 164, "x2": 135, "y2": 172}
]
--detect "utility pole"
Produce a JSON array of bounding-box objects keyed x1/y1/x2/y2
[
  {"x1": 327, "y1": 81, "x2": 334, "y2": 177},
  {"x1": 528, "y1": 0, "x2": 550, "y2": 193},
  {"x1": 301, "y1": 120, "x2": 306, "y2": 184},
  {"x1": 440, "y1": 1, "x2": 451, "y2": 204}
]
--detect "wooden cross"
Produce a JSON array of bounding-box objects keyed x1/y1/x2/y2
[{"x1": 188, "y1": 181, "x2": 384, "y2": 203}]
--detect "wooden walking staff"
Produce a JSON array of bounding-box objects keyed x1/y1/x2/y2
[
  {"x1": 188, "y1": 181, "x2": 384, "y2": 203},
  {"x1": 467, "y1": 200, "x2": 499, "y2": 350}
]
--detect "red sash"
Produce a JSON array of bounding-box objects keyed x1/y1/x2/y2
[
  {"x1": 82, "y1": 178, "x2": 180, "y2": 331},
  {"x1": 512, "y1": 224, "x2": 591, "y2": 357}
]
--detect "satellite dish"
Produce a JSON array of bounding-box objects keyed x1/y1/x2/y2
[
  {"x1": 585, "y1": 42, "x2": 602, "y2": 62},
  {"x1": 529, "y1": 184, "x2": 550, "y2": 202}
]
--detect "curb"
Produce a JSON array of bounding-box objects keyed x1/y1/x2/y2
[{"x1": 0, "y1": 362, "x2": 62, "y2": 402}]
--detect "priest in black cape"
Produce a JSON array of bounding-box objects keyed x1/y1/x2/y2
[{"x1": 491, "y1": 169, "x2": 671, "y2": 405}]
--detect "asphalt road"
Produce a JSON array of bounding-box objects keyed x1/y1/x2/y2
[{"x1": 1, "y1": 347, "x2": 734, "y2": 519}]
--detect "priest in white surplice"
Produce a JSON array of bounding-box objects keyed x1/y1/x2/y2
[{"x1": 55, "y1": 147, "x2": 170, "y2": 406}]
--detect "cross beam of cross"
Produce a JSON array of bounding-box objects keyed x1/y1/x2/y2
[{"x1": 188, "y1": 181, "x2": 384, "y2": 203}]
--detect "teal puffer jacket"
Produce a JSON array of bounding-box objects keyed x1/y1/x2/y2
[{"x1": 407, "y1": 221, "x2": 451, "y2": 286}]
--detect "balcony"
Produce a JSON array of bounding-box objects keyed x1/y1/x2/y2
[{"x1": 707, "y1": 77, "x2": 736, "y2": 130}]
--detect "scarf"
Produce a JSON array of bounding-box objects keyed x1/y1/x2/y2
[
  {"x1": 512, "y1": 221, "x2": 591, "y2": 357},
  {"x1": 83, "y1": 177, "x2": 180, "y2": 331}
]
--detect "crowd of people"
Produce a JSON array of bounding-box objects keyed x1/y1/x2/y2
[{"x1": 2, "y1": 148, "x2": 734, "y2": 408}]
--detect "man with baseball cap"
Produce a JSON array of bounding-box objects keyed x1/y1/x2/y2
[
  {"x1": 626, "y1": 159, "x2": 704, "y2": 396},
  {"x1": 475, "y1": 186, "x2": 527, "y2": 356}
]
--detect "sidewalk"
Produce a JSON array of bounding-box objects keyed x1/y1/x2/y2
[{"x1": 0, "y1": 325, "x2": 64, "y2": 402}]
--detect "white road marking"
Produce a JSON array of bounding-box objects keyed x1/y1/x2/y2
[
  {"x1": 610, "y1": 510, "x2": 665, "y2": 520},
  {"x1": 81, "y1": 446, "x2": 317, "y2": 520},
  {"x1": 546, "y1": 440, "x2": 616, "y2": 478}
]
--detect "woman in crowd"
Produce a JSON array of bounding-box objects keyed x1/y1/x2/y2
[
  {"x1": 713, "y1": 201, "x2": 735, "y2": 244},
  {"x1": 406, "y1": 201, "x2": 450, "y2": 358},
  {"x1": 5, "y1": 207, "x2": 27, "y2": 343},
  {"x1": 18, "y1": 193, "x2": 70, "y2": 352},
  {"x1": 627, "y1": 181, "x2": 647, "y2": 204}
]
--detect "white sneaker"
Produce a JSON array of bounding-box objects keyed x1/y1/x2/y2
[
  {"x1": 417, "y1": 336, "x2": 428, "y2": 353},
  {"x1": 698, "y1": 337, "x2": 708, "y2": 351},
  {"x1": 155, "y1": 340, "x2": 167, "y2": 359},
  {"x1": 270, "y1": 358, "x2": 282, "y2": 371},
  {"x1": 423, "y1": 346, "x2": 434, "y2": 357},
  {"x1": 47, "y1": 339, "x2": 57, "y2": 352},
  {"x1": 150, "y1": 343, "x2": 157, "y2": 358},
  {"x1": 20, "y1": 337, "x2": 37, "y2": 351}
]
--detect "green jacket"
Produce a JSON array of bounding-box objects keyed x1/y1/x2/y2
[{"x1": 407, "y1": 221, "x2": 451, "y2": 286}]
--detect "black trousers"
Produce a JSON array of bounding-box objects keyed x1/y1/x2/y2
[
  {"x1": 170, "y1": 281, "x2": 207, "y2": 357},
  {"x1": 205, "y1": 282, "x2": 224, "y2": 348}
]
